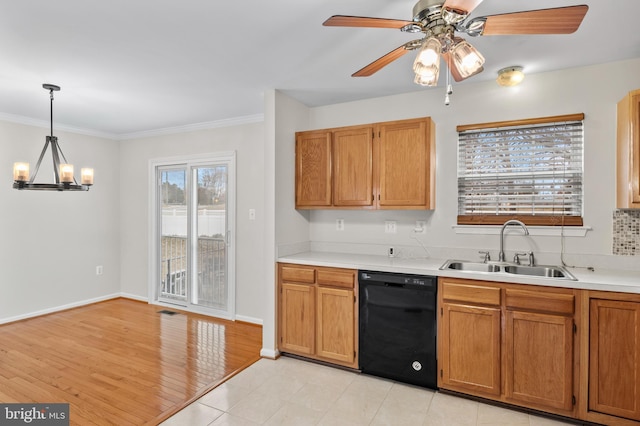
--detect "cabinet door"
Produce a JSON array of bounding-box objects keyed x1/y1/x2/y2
[
  {"x1": 440, "y1": 303, "x2": 501, "y2": 396},
  {"x1": 280, "y1": 282, "x2": 315, "y2": 355},
  {"x1": 378, "y1": 118, "x2": 434, "y2": 209},
  {"x1": 295, "y1": 131, "x2": 332, "y2": 208},
  {"x1": 617, "y1": 90, "x2": 640, "y2": 208},
  {"x1": 589, "y1": 299, "x2": 640, "y2": 421},
  {"x1": 316, "y1": 286, "x2": 355, "y2": 365},
  {"x1": 505, "y1": 310, "x2": 574, "y2": 411},
  {"x1": 332, "y1": 127, "x2": 373, "y2": 207}
]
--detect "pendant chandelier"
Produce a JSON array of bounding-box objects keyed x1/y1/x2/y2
[{"x1": 13, "y1": 84, "x2": 93, "y2": 191}]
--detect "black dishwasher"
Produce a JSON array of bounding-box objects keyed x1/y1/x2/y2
[{"x1": 358, "y1": 270, "x2": 437, "y2": 389}]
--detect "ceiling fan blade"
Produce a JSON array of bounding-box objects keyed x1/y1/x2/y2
[
  {"x1": 352, "y1": 42, "x2": 416, "y2": 77},
  {"x1": 442, "y1": 0, "x2": 483, "y2": 16},
  {"x1": 323, "y1": 15, "x2": 414, "y2": 29},
  {"x1": 482, "y1": 5, "x2": 588, "y2": 35},
  {"x1": 442, "y1": 52, "x2": 484, "y2": 82}
]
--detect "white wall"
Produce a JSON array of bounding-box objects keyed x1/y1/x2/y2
[
  {"x1": 260, "y1": 91, "x2": 314, "y2": 356},
  {"x1": 0, "y1": 121, "x2": 120, "y2": 322},
  {"x1": 274, "y1": 92, "x2": 313, "y2": 253},
  {"x1": 282, "y1": 58, "x2": 640, "y2": 269},
  {"x1": 118, "y1": 122, "x2": 267, "y2": 322}
]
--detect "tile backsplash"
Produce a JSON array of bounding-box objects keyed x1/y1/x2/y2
[{"x1": 613, "y1": 210, "x2": 640, "y2": 255}]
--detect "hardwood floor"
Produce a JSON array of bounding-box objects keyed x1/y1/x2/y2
[{"x1": 0, "y1": 298, "x2": 262, "y2": 425}]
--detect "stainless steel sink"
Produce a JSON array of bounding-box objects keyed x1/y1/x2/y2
[
  {"x1": 443, "y1": 261, "x2": 502, "y2": 273},
  {"x1": 440, "y1": 260, "x2": 577, "y2": 281},
  {"x1": 502, "y1": 264, "x2": 576, "y2": 280}
]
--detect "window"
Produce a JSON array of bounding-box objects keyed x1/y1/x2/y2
[{"x1": 457, "y1": 114, "x2": 584, "y2": 226}]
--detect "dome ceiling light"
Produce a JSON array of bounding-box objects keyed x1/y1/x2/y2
[{"x1": 497, "y1": 66, "x2": 525, "y2": 87}]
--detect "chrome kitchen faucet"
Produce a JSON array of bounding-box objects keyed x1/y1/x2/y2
[{"x1": 498, "y1": 220, "x2": 530, "y2": 263}]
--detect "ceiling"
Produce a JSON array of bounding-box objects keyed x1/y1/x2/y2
[{"x1": 1, "y1": 0, "x2": 639, "y2": 138}]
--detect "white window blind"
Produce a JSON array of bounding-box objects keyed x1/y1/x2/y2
[{"x1": 458, "y1": 118, "x2": 583, "y2": 218}]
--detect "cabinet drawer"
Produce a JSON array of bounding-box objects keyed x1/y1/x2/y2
[
  {"x1": 506, "y1": 289, "x2": 574, "y2": 315},
  {"x1": 317, "y1": 268, "x2": 355, "y2": 289},
  {"x1": 281, "y1": 265, "x2": 316, "y2": 284},
  {"x1": 442, "y1": 281, "x2": 501, "y2": 306}
]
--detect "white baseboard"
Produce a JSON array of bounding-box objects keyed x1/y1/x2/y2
[
  {"x1": 120, "y1": 293, "x2": 148, "y2": 302},
  {"x1": 0, "y1": 293, "x2": 265, "y2": 329},
  {"x1": 235, "y1": 315, "x2": 263, "y2": 325},
  {"x1": 260, "y1": 348, "x2": 280, "y2": 359},
  {"x1": 0, "y1": 293, "x2": 121, "y2": 325}
]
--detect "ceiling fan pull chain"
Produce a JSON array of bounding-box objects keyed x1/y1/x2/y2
[{"x1": 445, "y1": 65, "x2": 453, "y2": 106}]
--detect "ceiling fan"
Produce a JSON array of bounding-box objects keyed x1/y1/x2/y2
[{"x1": 323, "y1": 0, "x2": 588, "y2": 89}]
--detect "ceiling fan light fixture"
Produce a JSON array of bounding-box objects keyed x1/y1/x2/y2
[
  {"x1": 413, "y1": 37, "x2": 441, "y2": 86},
  {"x1": 450, "y1": 39, "x2": 485, "y2": 78},
  {"x1": 414, "y1": 70, "x2": 438, "y2": 86},
  {"x1": 496, "y1": 66, "x2": 525, "y2": 86}
]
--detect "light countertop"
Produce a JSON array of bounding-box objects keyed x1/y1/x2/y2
[{"x1": 278, "y1": 251, "x2": 640, "y2": 294}]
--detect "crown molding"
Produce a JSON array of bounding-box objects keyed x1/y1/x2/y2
[
  {"x1": 117, "y1": 114, "x2": 265, "y2": 140},
  {"x1": 0, "y1": 112, "x2": 119, "y2": 140},
  {"x1": 0, "y1": 112, "x2": 265, "y2": 141}
]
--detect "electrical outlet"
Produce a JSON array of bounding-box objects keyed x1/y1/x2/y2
[
  {"x1": 414, "y1": 221, "x2": 426, "y2": 233},
  {"x1": 249, "y1": 209, "x2": 256, "y2": 220},
  {"x1": 388, "y1": 246, "x2": 395, "y2": 257},
  {"x1": 336, "y1": 219, "x2": 344, "y2": 231},
  {"x1": 384, "y1": 220, "x2": 397, "y2": 234},
  {"x1": 96, "y1": 265, "x2": 103, "y2": 276}
]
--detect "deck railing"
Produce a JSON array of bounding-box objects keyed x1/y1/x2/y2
[{"x1": 161, "y1": 236, "x2": 226, "y2": 309}]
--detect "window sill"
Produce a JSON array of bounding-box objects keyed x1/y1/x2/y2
[{"x1": 452, "y1": 225, "x2": 592, "y2": 237}]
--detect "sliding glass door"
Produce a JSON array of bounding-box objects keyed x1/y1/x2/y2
[{"x1": 154, "y1": 154, "x2": 235, "y2": 319}]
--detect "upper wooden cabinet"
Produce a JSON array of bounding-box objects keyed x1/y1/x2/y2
[
  {"x1": 378, "y1": 119, "x2": 433, "y2": 208},
  {"x1": 295, "y1": 130, "x2": 332, "y2": 207},
  {"x1": 295, "y1": 117, "x2": 436, "y2": 210},
  {"x1": 617, "y1": 89, "x2": 640, "y2": 208},
  {"x1": 333, "y1": 127, "x2": 374, "y2": 207}
]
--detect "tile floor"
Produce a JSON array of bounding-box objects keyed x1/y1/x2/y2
[{"x1": 160, "y1": 356, "x2": 576, "y2": 426}]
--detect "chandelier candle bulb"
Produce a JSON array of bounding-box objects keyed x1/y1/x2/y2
[
  {"x1": 13, "y1": 162, "x2": 29, "y2": 182},
  {"x1": 81, "y1": 168, "x2": 94, "y2": 185},
  {"x1": 60, "y1": 164, "x2": 74, "y2": 183}
]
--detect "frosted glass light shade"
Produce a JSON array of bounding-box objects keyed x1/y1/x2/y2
[
  {"x1": 81, "y1": 168, "x2": 94, "y2": 185},
  {"x1": 60, "y1": 164, "x2": 74, "y2": 183},
  {"x1": 413, "y1": 37, "x2": 441, "y2": 87},
  {"x1": 497, "y1": 66, "x2": 525, "y2": 86},
  {"x1": 13, "y1": 162, "x2": 29, "y2": 182},
  {"x1": 451, "y1": 40, "x2": 485, "y2": 78}
]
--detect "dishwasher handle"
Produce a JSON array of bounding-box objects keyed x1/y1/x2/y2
[{"x1": 359, "y1": 270, "x2": 436, "y2": 290}]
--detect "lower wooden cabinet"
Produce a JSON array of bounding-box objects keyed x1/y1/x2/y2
[
  {"x1": 440, "y1": 282, "x2": 501, "y2": 396},
  {"x1": 586, "y1": 295, "x2": 640, "y2": 424},
  {"x1": 280, "y1": 282, "x2": 315, "y2": 356},
  {"x1": 278, "y1": 263, "x2": 357, "y2": 368},
  {"x1": 439, "y1": 278, "x2": 640, "y2": 425},
  {"x1": 316, "y1": 286, "x2": 355, "y2": 364},
  {"x1": 504, "y1": 289, "x2": 575, "y2": 411},
  {"x1": 438, "y1": 278, "x2": 579, "y2": 418}
]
